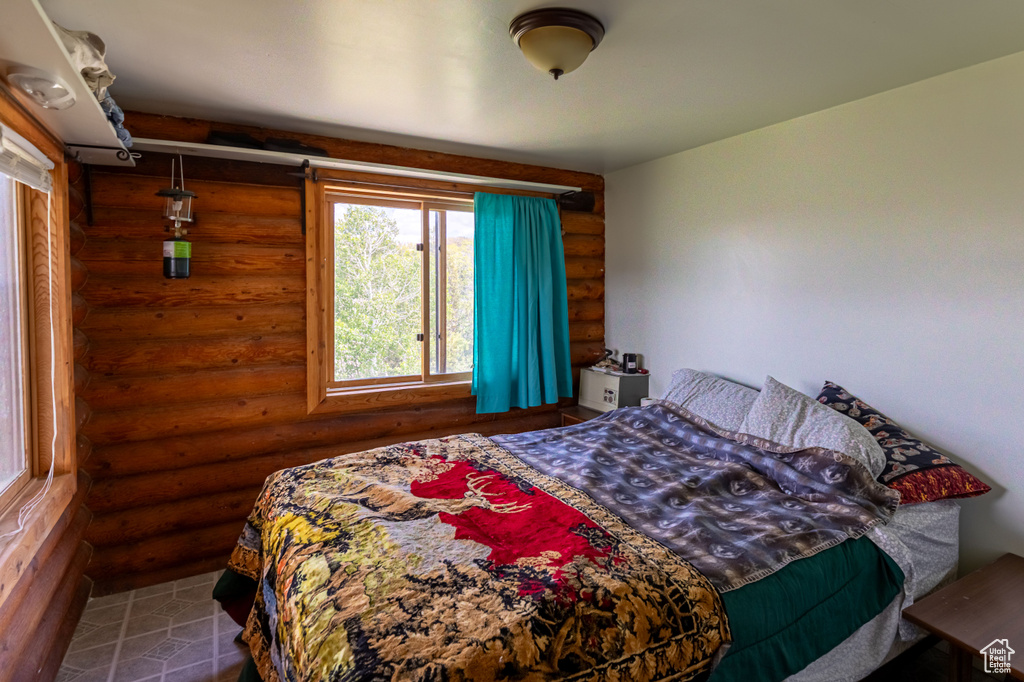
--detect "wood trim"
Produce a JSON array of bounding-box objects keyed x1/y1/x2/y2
[
  {"x1": 310, "y1": 181, "x2": 481, "y2": 413},
  {"x1": 311, "y1": 376, "x2": 475, "y2": 413},
  {"x1": 318, "y1": 168, "x2": 550, "y2": 201},
  {"x1": 324, "y1": 190, "x2": 425, "y2": 211},
  {"x1": 0, "y1": 84, "x2": 63, "y2": 161},
  {"x1": 0, "y1": 473, "x2": 32, "y2": 518},
  {"x1": 26, "y1": 181, "x2": 75, "y2": 477},
  {"x1": 312, "y1": 380, "x2": 474, "y2": 416},
  {"x1": 0, "y1": 474, "x2": 76, "y2": 610},
  {"x1": 305, "y1": 177, "x2": 326, "y2": 412}
]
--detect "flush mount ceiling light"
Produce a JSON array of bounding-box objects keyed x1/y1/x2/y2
[
  {"x1": 5, "y1": 66, "x2": 76, "y2": 110},
  {"x1": 510, "y1": 8, "x2": 604, "y2": 80}
]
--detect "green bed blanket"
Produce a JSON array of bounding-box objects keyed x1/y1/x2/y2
[{"x1": 711, "y1": 535, "x2": 904, "y2": 681}]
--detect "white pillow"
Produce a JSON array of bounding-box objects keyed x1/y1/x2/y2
[
  {"x1": 738, "y1": 376, "x2": 886, "y2": 478},
  {"x1": 661, "y1": 368, "x2": 759, "y2": 432}
]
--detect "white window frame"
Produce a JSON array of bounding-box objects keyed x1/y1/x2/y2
[{"x1": 0, "y1": 175, "x2": 34, "y2": 514}]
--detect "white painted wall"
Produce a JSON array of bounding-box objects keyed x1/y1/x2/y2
[{"x1": 605, "y1": 50, "x2": 1024, "y2": 572}]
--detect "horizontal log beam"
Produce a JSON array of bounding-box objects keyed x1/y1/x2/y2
[
  {"x1": 79, "y1": 240, "x2": 305, "y2": 277},
  {"x1": 568, "y1": 321, "x2": 604, "y2": 343},
  {"x1": 566, "y1": 279, "x2": 605, "y2": 301},
  {"x1": 561, "y1": 211, "x2": 604, "y2": 235},
  {"x1": 69, "y1": 221, "x2": 86, "y2": 256},
  {"x1": 564, "y1": 257, "x2": 605, "y2": 280},
  {"x1": 87, "y1": 486, "x2": 263, "y2": 548},
  {"x1": 74, "y1": 397, "x2": 91, "y2": 433},
  {"x1": 80, "y1": 274, "x2": 306, "y2": 308},
  {"x1": 73, "y1": 363, "x2": 90, "y2": 395},
  {"x1": 70, "y1": 255, "x2": 88, "y2": 291},
  {"x1": 77, "y1": 435, "x2": 92, "y2": 466},
  {"x1": 567, "y1": 299, "x2": 603, "y2": 322},
  {"x1": 87, "y1": 520, "x2": 244, "y2": 579},
  {"x1": 85, "y1": 396, "x2": 487, "y2": 478},
  {"x1": 82, "y1": 391, "x2": 307, "y2": 446},
  {"x1": 82, "y1": 333, "x2": 304, "y2": 377},
  {"x1": 84, "y1": 365, "x2": 306, "y2": 411},
  {"x1": 77, "y1": 303, "x2": 305, "y2": 341},
  {"x1": 72, "y1": 328, "x2": 89, "y2": 362},
  {"x1": 85, "y1": 397, "x2": 561, "y2": 480},
  {"x1": 101, "y1": 150, "x2": 304, "y2": 188},
  {"x1": 71, "y1": 292, "x2": 89, "y2": 326},
  {"x1": 89, "y1": 173, "x2": 301, "y2": 217},
  {"x1": 91, "y1": 554, "x2": 233, "y2": 597},
  {"x1": 562, "y1": 234, "x2": 604, "y2": 258},
  {"x1": 86, "y1": 410, "x2": 559, "y2": 512},
  {"x1": 571, "y1": 341, "x2": 605, "y2": 366},
  {"x1": 85, "y1": 208, "x2": 304, "y2": 247}
]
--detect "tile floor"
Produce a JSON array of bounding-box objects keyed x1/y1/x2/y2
[{"x1": 58, "y1": 571, "x2": 249, "y2": 682}]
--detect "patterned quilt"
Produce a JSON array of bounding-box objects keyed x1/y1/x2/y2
[
  {"x1": 494, "y1": 402, "x2": 900, "y2": 591},
  {"x1": 230, "y1": 433, "x2": 730, "y2": 682}
]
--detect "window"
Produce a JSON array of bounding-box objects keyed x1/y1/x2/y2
[
  {"x1": 328, "y1": 193, "x2": 474, "y2": 388},
  {"x1": 306, "y1": 170, "x2": 555, "y2": 414},
  {"x1": 0, "y1": 112, "x2": 76, "y2": 611},
  {"x1": 0, "y1": 176, "x2": 30, "y2": 512}
]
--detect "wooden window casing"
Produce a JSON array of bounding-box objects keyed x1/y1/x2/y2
[{"x1": 0, "y1": 94, "x2": 76, "y2": 611}]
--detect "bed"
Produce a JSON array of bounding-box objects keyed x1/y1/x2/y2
[{"x1": 216, "y1": 370, "x2": 986, "y2": 682}]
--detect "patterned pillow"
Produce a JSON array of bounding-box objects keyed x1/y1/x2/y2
[{"x1": 816, "y1": 382, "x2": 991, "y2": 504}]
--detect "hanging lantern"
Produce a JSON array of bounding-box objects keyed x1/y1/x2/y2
[{"x1": 157, "y1": 155, "x2": 196, "y2": 279}]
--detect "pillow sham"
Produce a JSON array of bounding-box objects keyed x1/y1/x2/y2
[
  {"x1": 738, "y1": 376, "x2": 886, "y2": 478},
  {"x1": 661, "y1": 368, "x2": 759, "y2": 432},
  {"x1": 816, "y1": 381, "x2": 991, "y2": 504}
]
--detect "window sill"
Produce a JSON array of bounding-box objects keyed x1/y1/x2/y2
[
  {"x1": 0, "y1": 473, "x2": 76, "y2": 611},
  {"x1": 309, "y1": 379, "x2": 474, "y2": 415}
]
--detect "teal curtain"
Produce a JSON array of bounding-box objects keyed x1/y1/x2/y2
[{"x1": 473, "y1": 192, "x2": 573, "y2": 414}]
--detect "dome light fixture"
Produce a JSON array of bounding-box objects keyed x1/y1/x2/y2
[
  {"x1": 5, "y1": 67, "x2": 76, "y2": 110},
  {"x1": 509, "y1": 8, "x2": 605, "y2": 80}
]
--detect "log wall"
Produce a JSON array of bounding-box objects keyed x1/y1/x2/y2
[{"x1": 78, "y1": 113, "x2": 605, "y2": 593}]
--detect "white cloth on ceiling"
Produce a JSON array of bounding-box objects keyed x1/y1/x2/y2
[{"x1": 52, "y1": 22, "x2": 115, "y2": 97}]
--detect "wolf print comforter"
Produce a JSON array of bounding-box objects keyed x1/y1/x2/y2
[
  {"x1": 494, "y1": 402, "x2": 900, "y2": 592},
  {"x1": 229, "y1": 433, "x2": 730, "y2": 682}
]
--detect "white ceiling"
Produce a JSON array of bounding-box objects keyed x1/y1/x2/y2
[{"x1": 37, "y1": 0, "x2": 1024, "y2": 174}]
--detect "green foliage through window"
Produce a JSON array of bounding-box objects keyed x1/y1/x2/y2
[{"x1": 331, "y1": 198, "x2": 473, "y2": 384}]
